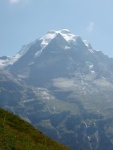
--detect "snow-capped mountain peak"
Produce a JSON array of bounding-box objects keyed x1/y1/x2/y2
[
  {"x1": 56, "y1": 29, "x2": 76, "y2": 43},
  {"x1": 40, "y1": 29, "x2": 80, "y2": 47},
  {"x1": 39, "y1": 31, "x2": 57, "y2": 47},
  {"x1": 0, "y1": 29, "x2": 97, "y2": 69}
]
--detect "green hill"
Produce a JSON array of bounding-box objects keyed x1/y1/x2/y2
[{"x1": 0, "y1": 108, "x2": 71, "y2": 150}]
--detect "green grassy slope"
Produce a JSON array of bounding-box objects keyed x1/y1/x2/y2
[{"x1": 0, "y1": 108, "x2": 71, "y2": 150}]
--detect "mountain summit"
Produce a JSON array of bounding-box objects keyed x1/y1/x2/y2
[
  {"x1": 1, "y1": 29, "x2": 113, "y2": 150},
  {"x1": 0, "y1": 29, "x2": 94, "y2": 68},
  {"x1": 40, "y1": 29, "x2": 80, "y2": 45},
  {"x1": 7, "y1": 29, "x2": 113, "y2": 85}
]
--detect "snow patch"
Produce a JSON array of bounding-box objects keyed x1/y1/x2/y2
[
  {"x1": 34, "y1": 49, "x2": 43, "y2": 58},
  {"x1": 0, "y1": 57, "x2": 11, "y2": 67},
  {"x1": 12, "y1": 42, "x2": 34, "y2": 63},
  {"x1": 40, "y1": 29, "x2": 80, "y2": 48},
  {"x1": 88, "y1": 49, "x2": 94, "y2": 54},
  {"x1": 56, "y1": 29, "x2": 78, "y2": 44},
  {"x1": 0, "y1": 42, "x2": 35, "y2": 67},
  {"x1": 28, "y1": 62, "x2": 34, "y2": 66},
  {"x1": 86, "y1": 62, "x2": 95, "y2": 74},
  {"x1": 65, "y1": 46, "x2": 71, "y2": 50},
  {"x1": 83, "y1": 40, "x2": 94, "y2": 54},
  {"x1": 91, "y1": 70, "x2": 95, "y2": 73},
  {"x1": 89, "y1": 64, "x2": 93, "y2": 69},
  {"x1": 40, "y1": 32, "x2": 56, "y2": 47}
]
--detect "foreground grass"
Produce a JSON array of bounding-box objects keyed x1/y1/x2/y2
[{"x1": 0, "y1": 108, "x2": 70, "y2": 150}]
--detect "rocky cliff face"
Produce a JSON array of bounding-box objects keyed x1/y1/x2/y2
[{"x1": 1, "y1": 29, "x2": 113, "y2": 150}]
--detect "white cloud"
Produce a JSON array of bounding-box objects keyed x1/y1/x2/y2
[
  {"x1": 9, "y1": 0, "x2": 19, "y2": 3},
  {"x1": 8, "y1": 0, "x2": 29, "y2": 4},
  {"x1": 87, "y1": 22, "x2": 95, "y2": 32}
]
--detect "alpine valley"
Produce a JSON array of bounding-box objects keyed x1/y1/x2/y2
[{"x1": 1, "y1": 29, "x2": 113, "y2": 150}]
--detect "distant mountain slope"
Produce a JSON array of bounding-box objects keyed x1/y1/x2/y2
[
  {"x1": 1, "y1": 29, "x2": 113, "y2": 150},
  {"x1": 0, "y1": 108, "x2": 71, "y2": 150}
]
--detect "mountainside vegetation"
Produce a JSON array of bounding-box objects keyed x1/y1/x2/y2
[{"x1": 0, "y1": 108, "x2": 71, "y2": 150}]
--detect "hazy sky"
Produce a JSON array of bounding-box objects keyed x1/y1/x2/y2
[{"x1": 0, "y1": 0, "x2": 113, "y2": 57}]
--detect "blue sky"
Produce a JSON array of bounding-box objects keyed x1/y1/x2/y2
[{"x1": 0, "y1": 0, "x2": 113, "y2": 57}]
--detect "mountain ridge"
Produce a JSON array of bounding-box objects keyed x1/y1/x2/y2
[
  {"x1": 1, "y1": 29, "x2": 113, "y2": 150},
  {"x1": 0, "y1": 29, "x2": 97, "y2": 69}
]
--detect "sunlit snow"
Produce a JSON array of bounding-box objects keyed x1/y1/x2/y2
[
  {"x1": 40, "y1": 29, "x2": 80, "y2": 48},
  {"x1": 83, "y1": 40, "x2": 94, "y2": 54}
]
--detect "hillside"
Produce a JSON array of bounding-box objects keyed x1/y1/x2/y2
[{"x1": 0, "y1": 108, "x2": 71, "y2": 150}]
